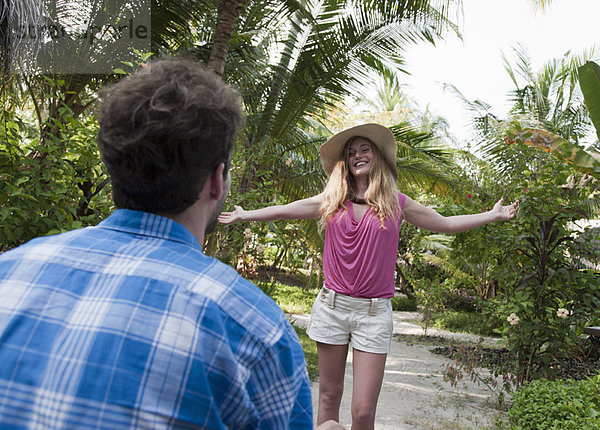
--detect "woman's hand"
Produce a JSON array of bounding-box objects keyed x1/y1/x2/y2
[
  {"x1": 218, "y1": 205, "x2": 246, "y2": 225},
  {"x1": 491, "y1": 198, "x2": 519, "y2": 221},
  {"x1": 403, "y1": 196, "x2": 519, "y2": 233},
  {"x1": 218, "y1": 194, "x2": 322, "y2": 224}
]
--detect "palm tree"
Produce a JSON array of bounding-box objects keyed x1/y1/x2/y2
[
  {"x1": 208, "y1": 0, "x2": 464, "y2": 264},
  {"x1": 503, "y1": 45, "x2": 595, "y2": 144},
  {"x1": 454, "y1": 46, "x2": 600, "y2": 214},
  {"x1": 207, "y1": 0, "x2": 248, "y2": 76},
  {"x1": 246, "y1": 0, "x2": 459, "y2": 236},
  {"x1": 490, "y1": 47, "x2": 600, "y2": 192},
  {"x1": 450, "y1": 46, "x2": 598, "y2": 173},
  {"x1": 358, "y1": 72, "x2": 412, "y2": 114}
]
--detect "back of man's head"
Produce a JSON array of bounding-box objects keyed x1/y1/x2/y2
[{"x1": 97, "y1": 58, "x2": 244, "y2": 215}]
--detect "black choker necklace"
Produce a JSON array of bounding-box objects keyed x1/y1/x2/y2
[{"x1": 351, "y1": 197, "x2": 368, "y2": 205}]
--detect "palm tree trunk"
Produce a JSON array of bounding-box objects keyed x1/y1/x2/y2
[
  {"x1": 305, "y1": 253, "x2": 316, "y2": 291},
  {"x1": 207, "y1": 0, "x2": 246, "y2": 76}
]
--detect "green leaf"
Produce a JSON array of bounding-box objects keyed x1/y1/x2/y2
[{"x1": 578, "y1": 61, "x2": 600, "y2": 142}]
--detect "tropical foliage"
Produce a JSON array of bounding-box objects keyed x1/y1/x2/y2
[
  {"x1": 429, "y1": 48, "x2": 600, "y2": 387},
  {"x1": 1, "y1": 0, "x2": 461, "y2": 252},
  {"x1": 579, "y1": 60, "x2": 600, "y2": 142},
  {"x1": 507, "y1": 373, "x2": 600, "y2": 429},
  {"x1": 212, "y1": 0, "x2": 463, "y2": 268},
  {"x1": 0, "y1": 84, "x2": 112, "y2": 251},
  {"x1": 2, "y1": 0, "x2": 600, "y2": 404}
]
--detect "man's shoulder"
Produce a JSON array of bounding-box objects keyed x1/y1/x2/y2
[
  {"x1": 200, "y1": 258, "x2": 283, "y2": 312},
  {"x1": 197, "y1": 259, "x2": 291, "y2": 343}
]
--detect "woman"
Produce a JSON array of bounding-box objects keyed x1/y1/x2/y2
[{"x1": 219, "y1": 123, "x2": 518, "y2": 429}]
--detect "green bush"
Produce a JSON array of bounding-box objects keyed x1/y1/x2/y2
[
  {"x1": 391, "y1": 295, "x2": 417, "y2": 311},
  {"x1": 430, "y1": 311, "x2": 498, "y2": 337},
  {"x1": 507, "y1": 374, "x2": 600, "y2": 429},
  {"x1": 1, "y1": 88, "x2": 112, "y2": 251}
]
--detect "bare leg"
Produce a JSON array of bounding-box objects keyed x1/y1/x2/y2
[
  {"x1": 316, "y1": 342, "x2": 349, "y2": 425},
  {"x1": 350, "y1": 349, "x2": 387, "y2": 430}
]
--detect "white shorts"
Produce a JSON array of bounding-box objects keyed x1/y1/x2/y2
[{"x1": 306, "y1": 286, "x2": 393, "y2": 354}]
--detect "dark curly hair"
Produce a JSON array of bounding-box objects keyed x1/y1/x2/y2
[{"x1": 97, "y1": 58, "x2": 244, "y2": 214}]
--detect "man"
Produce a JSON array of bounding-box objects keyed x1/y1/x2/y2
[{"x1": 0, "y1": 58, "x2": 313, "y2": 429}]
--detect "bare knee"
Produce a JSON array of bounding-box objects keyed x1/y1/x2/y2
[{"x1": 351, "y1": 401, "x2": 376, "y2": 429}]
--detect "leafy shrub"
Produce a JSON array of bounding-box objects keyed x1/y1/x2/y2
[
  {"x1": 430, "y1": 311, "x2": 498, "y2": 336},
  {"x1": 391, "y1": 295, "x2": 417, "y2": 311},
  {"x1": 485, "y1": 149, "x2": 600, "y2": 385},
  {"x1": 507, "y1": 374, "x2": 600, "y2": 429},
  {"x1": 1, "y1": 84, "x2": 112, "y2": 251},
  {"x1": 492, "y1": 200, "x2": 600, "y2": 383}
]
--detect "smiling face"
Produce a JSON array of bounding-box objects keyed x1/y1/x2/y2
[{"x1": 347, "y1": 137, "x2": 373, "y2": 179}]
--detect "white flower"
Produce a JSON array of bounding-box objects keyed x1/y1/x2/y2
[
  {"x1": 243, "y1": 228, "x2": 252, "y2": 239},
  {"x1": 557, "y1": 308, "x2": 569, "y2": 319},
  {"x1": 579, "y1": 174, "x2": 593, "y2": 188},
  {"x1": 256, "y1": 244, "x2": 264, "y2": 254},
  {"x1": 507, "y1": 313, "x2": 520, "y2": 326},
  {"x1": 561, "y1": 174, "x2": 576, "y2": 190}
]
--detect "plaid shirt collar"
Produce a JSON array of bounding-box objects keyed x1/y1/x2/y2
[{"x1": 98, "y1": 209, "x2": 202, "y2": 249}]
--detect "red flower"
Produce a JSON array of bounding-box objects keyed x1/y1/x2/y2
[{"x1": 467, "y1": 193, "x2": 472, "y2": 199}]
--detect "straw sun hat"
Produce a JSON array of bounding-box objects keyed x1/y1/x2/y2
[{"x1": 319, "y1": 123, "x2": 398, "y2": 179}]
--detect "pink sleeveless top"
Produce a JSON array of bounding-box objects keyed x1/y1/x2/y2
[{"x1": 323, "y1": 193, "x2": 407, "y2": 298}]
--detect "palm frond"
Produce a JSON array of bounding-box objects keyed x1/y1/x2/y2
[
  {"x1": 396, "y1": 156, "x2": 456, "y2": 195},
  {"x1": 421, "y1": 253, "x2": 473, "y2": 286},
  {"x1": 420, "y1": 233, "x2": 454, "y2": 251},
  {"x1": 263, "y1": 0, "x2": 460, "y2": 142},
  {"x1": 580, "y1": 192, "x2": 600, "y2": 218}
]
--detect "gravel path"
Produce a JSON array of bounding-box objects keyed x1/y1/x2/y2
[{"x1": 290, "y1": 312, "x2": 506, "y2": 429}]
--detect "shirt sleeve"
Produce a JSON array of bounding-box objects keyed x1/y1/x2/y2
[
  {"x1": 250, "y1": 320, "x2": 313, "y2": 429},
  {"x1": 399, "y1": 192, "x2": 407, "y2": 211},
  {"x1": 288, "y1": 370, "x2": 313, "y2": 430}
]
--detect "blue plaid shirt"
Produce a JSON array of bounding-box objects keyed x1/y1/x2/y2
[{"x1": 0, "y1": 210, "x2": 312, "y2": 429}]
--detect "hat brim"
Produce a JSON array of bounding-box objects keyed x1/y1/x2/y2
[{"x1": 319, "y1": 123, "x2": 398, "y2": 179}]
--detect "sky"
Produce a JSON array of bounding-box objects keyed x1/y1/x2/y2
[{"x1": 393, "y1": 0, "x2": 600, "y2": 145}]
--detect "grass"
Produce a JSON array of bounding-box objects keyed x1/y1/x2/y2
[
  {"x1": 391, "y1": 295, "x2": 417, "y2": 311},
  {"x1": 293, "y1": 325, "x2": 319, "y2": 381},
  {"x1": 259, "y1": 280, "x2": 319, "y2": 314}
]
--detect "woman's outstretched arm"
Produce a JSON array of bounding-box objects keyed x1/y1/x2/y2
[
  {"x1": 402, "y1": 196, "x2": 518, "y2": 234},
  {"x1": 218, "y1": 194, "x2": 323, "y2": 225}
]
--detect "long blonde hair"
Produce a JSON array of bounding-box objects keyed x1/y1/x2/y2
[{"x1": 319, "y1": 136, "x2": 400, "y2": 230}]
